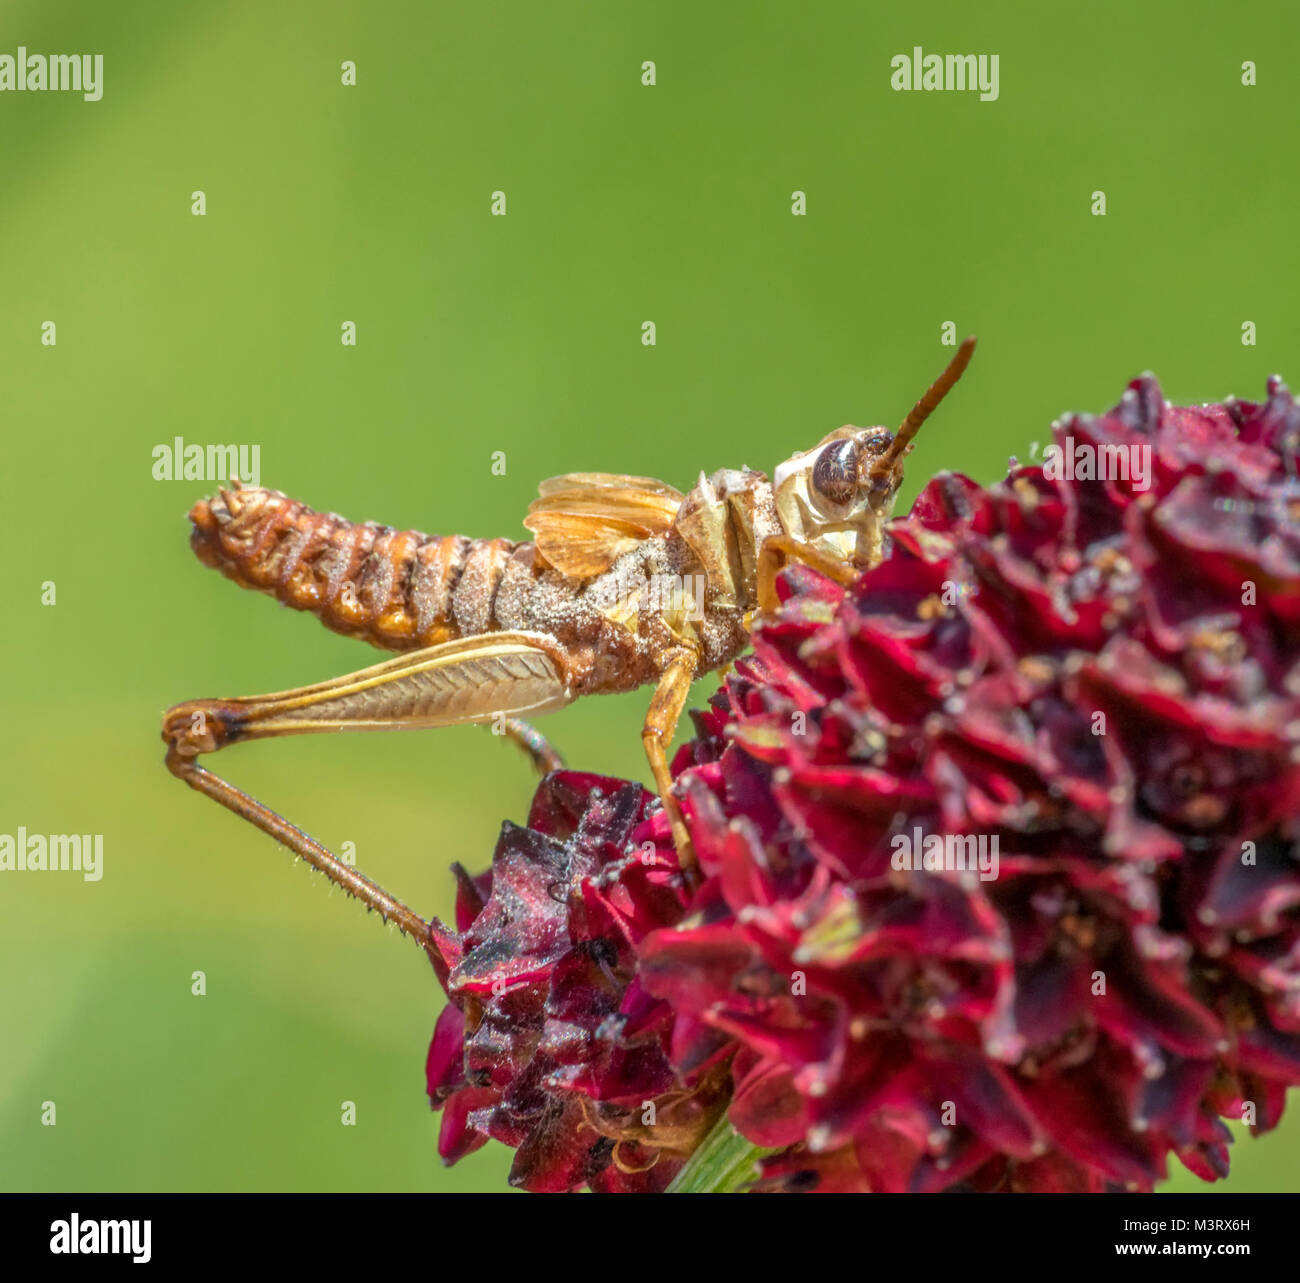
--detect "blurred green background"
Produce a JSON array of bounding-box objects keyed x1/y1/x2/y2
[{"x1": 2, "y1": 0, "x2": 1297, "y2": 1192}]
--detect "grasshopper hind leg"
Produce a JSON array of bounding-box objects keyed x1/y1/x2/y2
[
  {"x1": 162, "y1": 632, "x2": 573, "y2": 952},
  {"x1": 165, "y1": 746, "x2": 437, "y2": 952}
]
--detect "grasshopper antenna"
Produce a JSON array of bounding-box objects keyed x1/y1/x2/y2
[{"x1": 869, "y1": 336, "x2": 977, "y2": 481}]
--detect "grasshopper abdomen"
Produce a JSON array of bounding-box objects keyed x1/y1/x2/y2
[{"x1": 189, "y1": 484, "x2": 519, "y2": 652}]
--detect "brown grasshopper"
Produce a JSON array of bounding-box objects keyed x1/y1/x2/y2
[{"x1": 162, "y1": 339, "x2": 976, "y2": 955}]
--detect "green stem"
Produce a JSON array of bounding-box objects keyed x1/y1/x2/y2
[{"x1": 666, "y1": 1114, "x2": 774, "y2": 1193}]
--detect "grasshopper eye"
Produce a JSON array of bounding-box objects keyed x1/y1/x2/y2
[{"x1": 811, "y1": 439, "x2": 861, "y2": 509}]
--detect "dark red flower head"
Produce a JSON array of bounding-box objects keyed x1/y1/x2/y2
[
  {"x1": 424, "y1": 772, "x2": 726, "y2": 1191},
  {"x1": 429, "y1": 375, "x2": 1300, "y2": 1192}
]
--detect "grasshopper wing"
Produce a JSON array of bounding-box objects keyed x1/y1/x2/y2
[{"x1": 523, "y1": 473, "x2": 684, "y2": 579}]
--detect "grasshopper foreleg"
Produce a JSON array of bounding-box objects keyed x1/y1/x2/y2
[{"x1": 755, "y1": 532, "x2": 859, "y2": 616}]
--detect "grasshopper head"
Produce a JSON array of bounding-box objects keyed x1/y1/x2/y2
[
  {"x1": 772, "y1": 427, "x2": 903, "y2": 568},
  {"x1": 772, "y1": 338, "x2": 977, "y2": 571}
]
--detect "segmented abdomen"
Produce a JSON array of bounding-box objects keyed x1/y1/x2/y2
[{"x1": 188, "y1": 484, "x2": 519, "y2": 651}]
